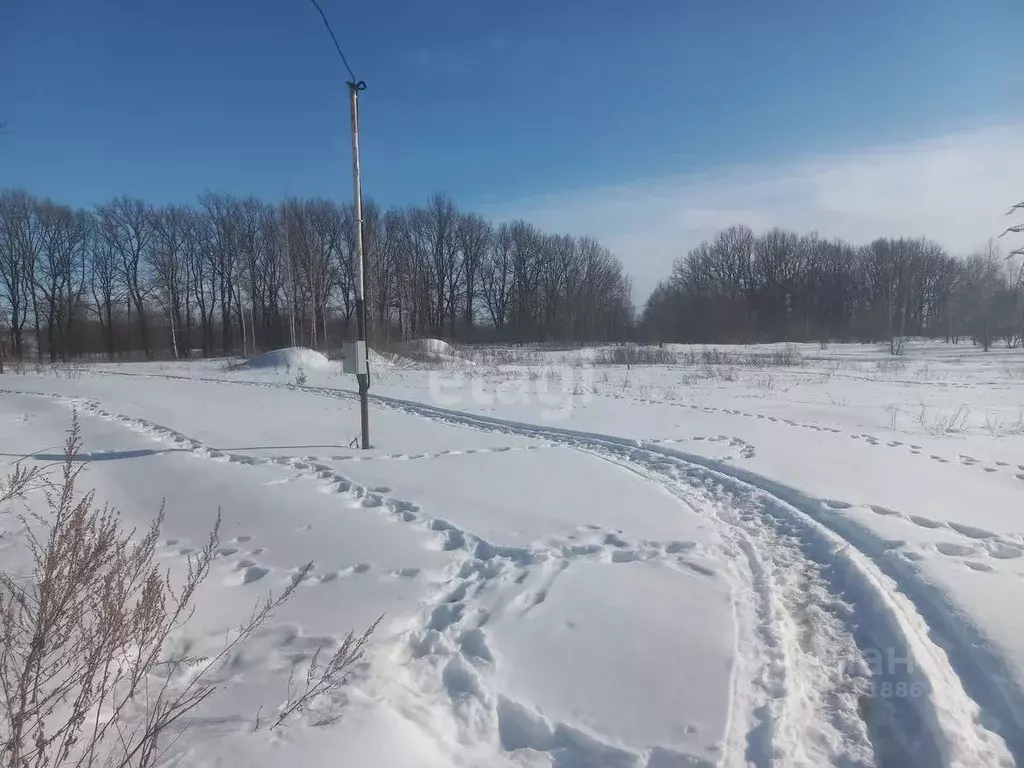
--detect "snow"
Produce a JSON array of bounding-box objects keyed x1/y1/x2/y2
[
  {"x1": 233, "y1": 346, "x2": 338, "y2": 371},
  {"x1": 2, "y1": 339, "x2": 1024, "y2": 767},
  {"x1": 401, "y1": 338, "x2": 457, "y2": 358}
]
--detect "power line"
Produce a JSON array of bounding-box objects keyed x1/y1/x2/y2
[{"x1": 306, "y1": 0, "x2": 358, "y2": 83}]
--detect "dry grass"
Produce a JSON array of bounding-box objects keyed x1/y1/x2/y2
[
  {"x1": 913, "y1": 404, "x2": 972, "y2": 435},
  {"x1": 678, "y1": 346, "x2": 803, "y2": 368},
  {"x1": 593, "y1": 346, "x2": 677, "y2": 366},
  {"x1": 874, "y1": 358, "x2": 908, "y2": 375}
]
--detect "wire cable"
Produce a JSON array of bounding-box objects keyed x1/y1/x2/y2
[{"x1": 307, "y1": 0, "x2": 358, "y2": 83}]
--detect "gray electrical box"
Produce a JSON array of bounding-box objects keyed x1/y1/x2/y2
[{"x1": 342, "y1": 340, "x2": 368, "y2": 375}]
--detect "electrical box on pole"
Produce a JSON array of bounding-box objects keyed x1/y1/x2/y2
[{"x1": 342, "y1": 340, "x2": 368, "y2": 375}]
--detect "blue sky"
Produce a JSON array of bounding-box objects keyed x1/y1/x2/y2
[{"x1": 2, "y1": 0, "x2": 1023, "y2": 295}]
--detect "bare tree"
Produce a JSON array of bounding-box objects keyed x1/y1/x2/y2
[
  {"x1": 960, "y1": 241, "x2": 1005, "y2": 351},
  {"x1": 481, "y1": 221, "x2": 513, "y2": 331},
  {"x1": 0, "y1": 190, "x2": 41, "y2": 359},
  {"x1": 150, "y1": 206, "x2": 192, "y2": 359},
  {"x1": 98, "y1": 198, "x2": 157, "y2": 359},
  {"x1": 644, "y1": 226, "x2": 959, "y2": 347},
  {"x1": 35, "y1": 201, "x2": 89, "y2": 361},
  {"x1": 4, "y1": 186, "x2": 639, "y2": 355},
  {"x1": 456, "y1": 212, "x2": 490, "y2": 331},
  {"x1": 199, "y1": 193, "x2": 241, "y2": 356}
]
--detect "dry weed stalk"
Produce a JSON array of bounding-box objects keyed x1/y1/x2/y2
[{"x1": 0, "y1": 414, "x2": 375, "y2": 767}]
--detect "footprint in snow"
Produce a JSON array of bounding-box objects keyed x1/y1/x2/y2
[
  {"x1": 677, "y1": 558, "x2": 716, "y2": 577},
  {"x1": 441, "y1": 530, "x2": 466, "y2": 551},
  {"x1": 459, "y1": 628, "x2": 494, "y2": 662},
  {"x1": 948, "y1": 523, "x2": 996, "y2": 540},
  {"x1": 390, "y1": 567, "x2": 421, "y2": 579},
  {"x1": 868, "y1": 504, "x2": 901, "y2": 517},
  {"x1": 934, "y1": 542, "x2": 978, "y2": 558},
  {"x1": 964, "y1": 561, "x2": 994, "y2": 573},
  {"x1": 428, "y1": 602, "x2": 464, "y2": 632},
  {"x1": 289, "y1": 565, "x2": 314, "y2": 585},
  {"x1": 234, "y1": 561, "x2": 269, "y2": 584},
  {"x1": 339, "y1": 562, "x2": 371, "y2": 576},
  {"x1": 822, "y1": 499, "x2": 853, "y2": 510},
  {"x1": 664, "y1": 540, "x2": 697, "y2": 554},
  {"x1": 984, "y1": 543, "x2": 1023, "y2": 560},
  {"x1": 611, "y1": 549, "x2": 644, "y2": 563},
  {"x1": 516, "y1": 590, "x2": 548, "y2": 612}
]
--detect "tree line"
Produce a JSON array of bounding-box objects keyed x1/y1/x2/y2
[
  {"x1": 4, "y1": 184, "x2": 1022, "y2": 363},
  {"x1": 642, "y1": 222, "x2": 1024, "y2": 353},
  {"x1": 0, "y1": 189, "x2": 634, "y2": 362}
]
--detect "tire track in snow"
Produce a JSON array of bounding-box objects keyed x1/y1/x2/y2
[
  {"x1": 286, "y1": 385, "x2": 1017, "y2": 768},
  {"x1": 596, "y1": 442, "x2": 879, "y2": 767},
  {"x1": 2, "y1": 388, "x2": 719, "y2": 768}
]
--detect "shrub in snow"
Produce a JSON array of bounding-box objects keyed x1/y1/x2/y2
[
  {"x1": 0, "y1": 416, "x2": 377, "y2": 766},
  {"x1": 594, "y1": 345, "x2": 677, "y2": 365}
]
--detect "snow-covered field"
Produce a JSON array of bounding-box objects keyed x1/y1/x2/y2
[{"x1": 2, "y1": 341, "x2": 1023, "y2": 767}]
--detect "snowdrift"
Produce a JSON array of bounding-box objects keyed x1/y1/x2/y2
[
  {"x1": 233, "y1": 347, "x2": 336, "y2": 371},
  {"x1": 399, "y1": 338, "x2": 456, "y2": 358}
]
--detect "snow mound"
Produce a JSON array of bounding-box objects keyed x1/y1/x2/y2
[
  {"x1": 400, "y1": 338, "x2": 456, "y2": 358},
  {"x1": 234, "y1": 347, "x2": 337, "y2": 371}
]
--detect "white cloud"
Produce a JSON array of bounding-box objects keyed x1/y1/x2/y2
[{"x1": 487, "y1": 123, "x2": 1024, "y2": 301}]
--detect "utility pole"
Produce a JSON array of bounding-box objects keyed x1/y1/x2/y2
[
  {"x1": 304, "y1": 0, "x2": 369, "y2": 448},
  {"x1": 348, "y1": 79, "x2": 371, "y2": 449}
]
